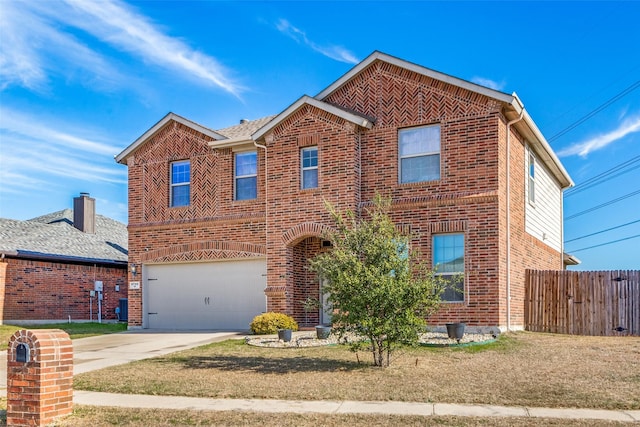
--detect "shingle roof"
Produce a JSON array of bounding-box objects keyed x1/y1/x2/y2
[
  {"x1": 0, "y1": 209, "x2": 128, "y2": 265},
  {"x1": 216, "y1": 116, "x2": 276, "y2": 139}
]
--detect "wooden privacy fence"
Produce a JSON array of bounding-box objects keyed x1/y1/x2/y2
[{"x1": 525, "y1": 269, "x2": 639, "y2": 336}]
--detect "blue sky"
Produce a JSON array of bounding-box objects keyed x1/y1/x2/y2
[{"x1": 1, "y1": 1, "x2": 639, "y2": 270}]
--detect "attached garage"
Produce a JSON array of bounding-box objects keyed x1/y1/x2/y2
[{"x1": 143, "y1": 259, "x2": 266, "y2": 330}]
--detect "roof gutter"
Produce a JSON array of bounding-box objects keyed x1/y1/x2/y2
[
  {"x1": 209, "y1": 137, "x2": 255, "y2": 150},
  {"x1": 1, "y1": 251, "x2": 128, "y2": 268},
  {"x1": 509, "y1": 94, "x2": 573, "y2": 189}
]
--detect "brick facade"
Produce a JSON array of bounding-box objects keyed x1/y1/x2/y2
[
  {"x1": 119, "y1": 53, "x2": 569, "y2": 331},
  {"x1": 2, "y1": 258, "x2": 127, "y2": 323}
]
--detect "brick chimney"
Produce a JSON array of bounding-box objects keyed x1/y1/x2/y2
[{"x1": 73, "y1": 192, "x2": 96, "y2": 234}]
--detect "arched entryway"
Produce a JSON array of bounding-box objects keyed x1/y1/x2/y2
[{"x1": 287, "y1": 236, "x2": 333, "y2": 327}]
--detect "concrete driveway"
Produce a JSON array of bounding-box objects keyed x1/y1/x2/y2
[{"x1": 1, "y1": 330, "x2": 243, "y2": 393}]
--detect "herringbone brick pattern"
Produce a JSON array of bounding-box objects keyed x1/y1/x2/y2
[
  {"x1": 324, "y1": 61, "x2": 501, "y2": 128},
  {"x1": 134, "y1": 122, "x2": 218, "y2": 223},
  {"x1": 142, "y1": 240, "x2": 265, "y2": 263}
]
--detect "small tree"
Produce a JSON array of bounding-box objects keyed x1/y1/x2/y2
[{"x1": 309, "y1": 196, "x2": 442, "y2": 367}]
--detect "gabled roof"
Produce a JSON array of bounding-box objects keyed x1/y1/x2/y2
[
  {"x1": 115, "y1": 112, "x2": 227, "y2": 164},
  {"x1": 115, "y1": 51, "x2": 572, "y2": 189},
  {"x1": 252, "y1": 96, "x2": 374, "y2": 141},
  {"x1": 316, "y1": 51, "x2": 515, "y2": 104},
  {"x1": 0, "y1": 209, "x2": 128, "y2": 265},
  {"x1": 313, "y1": 51, "x2": 573, "y2": 189}
]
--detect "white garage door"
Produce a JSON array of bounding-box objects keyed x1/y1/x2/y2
[{"x1": 145, "y1": 259, "x2": 266, "y2": 330}]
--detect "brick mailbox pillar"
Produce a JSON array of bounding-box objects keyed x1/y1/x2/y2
[{"x1": 7, "y1": 329, "x2": 73, "y2": 426}]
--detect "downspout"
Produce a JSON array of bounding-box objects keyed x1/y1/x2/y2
[
  {"x1": 254, "y1": 139, "x2": 268, "y2": 308},
  {"x1": 506, "y1": 108, "x2": 524, "y2": 332}
]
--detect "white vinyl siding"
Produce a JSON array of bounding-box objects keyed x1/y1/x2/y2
[{"x1": 525, "y1": 147, "x2": 562, "y2": 251}]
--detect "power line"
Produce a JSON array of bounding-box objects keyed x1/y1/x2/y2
[
  {"x1": 568, "y1": 234, "x2": 640, "y2": 253},
  {"x1": 564, "y1": 188, "x2": 640, "y2": 220},
  {"x1": 565, "y1": 156, "x2": 640, "y2": 198},
  {"x1": 564, "y1": 219, "x2": 640, "y2": 243},
  {"x1": 565, "y1": 165, "x2": 640, "y2": 198},
  {"x1": 548, "y1": 80, "x2": 640, "y2": 143},
  {"x1": 547, "y1": 64, "x2": 640, "y2": 128}
]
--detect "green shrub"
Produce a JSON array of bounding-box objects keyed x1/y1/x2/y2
[{"x1": 250, "y1": 312, "x2": 299, "y2": 334}]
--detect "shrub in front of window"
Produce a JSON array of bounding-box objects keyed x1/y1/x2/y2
[{"x1": 310, "y1": 195, "x2": 444, "y2": 367}]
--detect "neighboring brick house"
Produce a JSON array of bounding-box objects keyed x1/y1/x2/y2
[
  {"x1": 0, "y1": 193, "x2": 128, "y2": 324},
  {"x1": 116, "y1": 52, "x2": 572, "y2": 332}
]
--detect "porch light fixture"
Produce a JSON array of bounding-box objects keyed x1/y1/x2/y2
[{"x1": 130, "y1": 263, "x2": 137, "y2": 277}]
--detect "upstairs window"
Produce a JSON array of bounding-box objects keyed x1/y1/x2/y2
[
  {"x1": 235, "y1": 151, "x2": 257, "y2": 200},
  {"x1": 528, "y1": 151, "x2": 536, "y2": 204},
  {"x1": 399, "y1": 124, "x2": 440, "y2": 183},
  {"x1": 433, "y1": 233, "x2": 464, "y2": 302},
  {"x1": 301, "y1": 146, "x2": 318, "y2": 189},
  {"x1": 170, "y1": 160, "x2": 190, "y2": 207}
]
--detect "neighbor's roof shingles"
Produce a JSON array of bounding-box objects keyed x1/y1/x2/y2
[{"x1": 0, "y1": 209, "x2": 128, "y2": 264}]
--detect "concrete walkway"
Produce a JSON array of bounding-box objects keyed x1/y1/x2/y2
[
  {"x1": 1, "y1": 330, "x2": 244, "y2": 388},
  {"x1": 3, "y1": 331, "x2": 640, "y2": 423},
  {"x1": 73, "y1": 391, "x2": 640, "y2": 423}
]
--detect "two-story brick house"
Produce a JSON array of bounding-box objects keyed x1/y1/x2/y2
[{"x1": 116, "y1": 52, "x2": 572, "y2": 332}]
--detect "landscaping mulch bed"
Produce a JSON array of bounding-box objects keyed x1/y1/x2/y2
[{"x1": 245, "y1": 331, "x2": 497, "y2": 348}]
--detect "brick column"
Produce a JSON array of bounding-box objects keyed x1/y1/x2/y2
[
  {"x1": 6, "y1": 329, "x2": 73, "y2": 426},
  {"x1": 0, "y1": 261, "x2": 6, "y2": 322}
]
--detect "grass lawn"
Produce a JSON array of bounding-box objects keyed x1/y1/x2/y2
[
  {"x1": 49, "y1": 406, "x2": 633, "y2": 426},
  {"x1": 0, "y1": 322, "x2": 127, "y2": 348},
  {"x1": 73, "y1": 332, "x2": 640, "y2": 411}
]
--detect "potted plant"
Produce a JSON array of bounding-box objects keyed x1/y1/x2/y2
[
  {"x1": 445, "y1": 322, "x2": 466, "y2": 343},
  {"x1": 277, "y1": 328, "x2": 293, "y2": 342},
  {"x1": 303, "y1": 297, "x2": 331, "y2": 339}
]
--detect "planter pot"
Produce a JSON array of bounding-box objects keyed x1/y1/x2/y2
[
  {"x1": 277, "y1": 329, "x2": 292, "y2": 342},
  {"x1": 315, "y1": 325, "x2": 331, "y2": 340},
  {"x1": 445, "y1": 323, "x2": 466, "y2": 342}
]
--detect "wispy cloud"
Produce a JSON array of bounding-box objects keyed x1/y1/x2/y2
[
  {"x1": 0, "y1": 108, "x2": 117, "y2": 156},
  {"x1": 0, "y1": 2, "x2": 122, "y2": 91},
  {"x1": 471, "y1": 76, "x2": 506, "y2": 91},
  {"x1": 276, "y1": 19, "x2": 358, "y2": 64},
  {"x1": 557, "y1": 115, "x2": 640, "y2": 157},
  {"x1": 0, "y1": 0, "x2": 243, "y2": 95},
  {"x1": 0, "y1": 107, "x2": 126, "y2": 189}
]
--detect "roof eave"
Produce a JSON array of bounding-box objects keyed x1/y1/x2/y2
[
  {"x1": 2, "y1": 250, "x2": 128, "y2": 267},
  {"x1": 115, "y1": 112, "x2": 228, "y2": 164},
  {"x1": 507, "y1": 95, "x2": 574, "y2": 189},
  {"x1": 252, "y1": 96, "x2": 373, "y2": 141},
  {"x1": 563, "y1": 253, "x2": 582, "y2": 266},
  {"x1": 208, "y1": 137, "x2": 255, "y2": 150}
]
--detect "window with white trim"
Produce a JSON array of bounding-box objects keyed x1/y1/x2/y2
[
  {"x1": 399, "y1": 124, "x2": 440, "y2": 183},
  {"x1": 235, "y1": 151, "x2": 257, "y2": 200},
  {"x1": 170, "y1": 160, "x2": 190, "y2": 207},
  {"x1": 528, "y1": 151, "x2": 536, "y2": 204},
  {"x1": 433, "y1": 233, "x2": 464, "y2": 302},
  {"x1": 301, "y1": 146, "x2": 318, "y2": 189}
]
